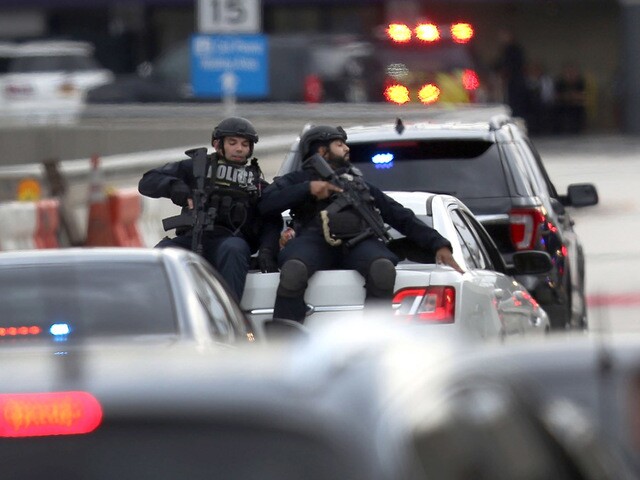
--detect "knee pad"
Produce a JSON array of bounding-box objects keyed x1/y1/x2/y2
[
  {"x1": 277, "y1": 259, "x2": 309, "y2": 298},
  {"x1": 366, "y1": 258, "x2": 396, "y2": 298}
]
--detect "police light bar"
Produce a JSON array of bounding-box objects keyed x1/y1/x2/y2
[
  {"x1": 415, "y1": 23, "x2": 440, "y2": 42},
  {"x1": 0, "y1": 326, "x2": 42, "y2": 337},
  {"x1": 384, "y1": 22, "x2": 474, "y2": 44},
  {"x1": 451, "y1": 23, "x2": 474, "y2": 43},
  {"x1": 387, "y1": 24, "x2": 412, "y2": 43},
  {"x1": 0, "y1": 391, "x2": 103, "y2": 437}
]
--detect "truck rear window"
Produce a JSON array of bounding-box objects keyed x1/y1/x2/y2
[{"x1": 349, "y1": 139, "x2": 508, "y2": 200}]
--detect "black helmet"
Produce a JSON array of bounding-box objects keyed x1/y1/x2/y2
[
  {"x1": 300, "y1": 125, "x2": 347, "y2": 158},
  {"x1": 212, "y1": 117, "x2": 259, "y2": 144}
]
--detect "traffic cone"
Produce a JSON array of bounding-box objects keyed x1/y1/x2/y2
[{"x1": 85, "y1": 154, "x2": 115, "y2": 246}]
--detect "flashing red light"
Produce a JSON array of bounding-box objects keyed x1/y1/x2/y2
[
  {"x1": 0, "y1": 391, "x2": 103, "y2": 437},
  {"x1": 510, "y1": 207, "x2": 546, "y2": 250},
  {"x1": 451, "y1": 23, "x2": 474, "y2": 43},
  {"x1": 418, "y1": 84, "x2": 441, "y2": 104},
  {"x1": 0, "y1": 326, "x2": 41, "y2": 337},
  {"x1": 462, "y1": 69, "x2": 480, "y2": 91},
  {"x1": 415, "y1": 23, "x2": 440, "y2": 42},
  {"x1": 387, "y1": 24, "x2": 412, "y2": 43},
  {"x1": 384, "y1": 84, "x2": 410, "y2": 104},
  {"x1": 393, "y1": 286, "x2": 456, "y2": 323}
]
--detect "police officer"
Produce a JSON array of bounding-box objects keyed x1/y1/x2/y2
[
  {"x1": 258, "y1": 125, "x2": 463, "y2": 322},
  {"x1": 138, "y1": 117, "x2": 282, "y2": 302}
]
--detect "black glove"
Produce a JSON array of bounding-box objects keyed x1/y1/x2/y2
[
  {"x1": 169, "y1": 181, "x2": 191, "y2": 207},
  {"x1": 258, "y1": 248, "x2": 279, "y2": 273}
]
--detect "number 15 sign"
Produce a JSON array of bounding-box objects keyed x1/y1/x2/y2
[{"x1": 198, "y1": 0, "x2": 261, "y2": 34}]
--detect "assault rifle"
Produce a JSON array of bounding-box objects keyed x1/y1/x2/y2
[
  {"x1": 162, "y1": 147, "x2": 218, "y2": 255},
  {"x1": 305, "y1": 153, "x2": 392, "y2": 248}
]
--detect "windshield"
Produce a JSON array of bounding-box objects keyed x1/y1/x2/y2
[
  {"x1": 349, "y1": 139, "x2": 508, "y2": 200},
  {"x1": 0, "y1": 262, "x2": 177, "y2": 342}
]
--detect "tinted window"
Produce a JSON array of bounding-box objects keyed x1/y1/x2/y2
[
  {"x1": 9, "y1": 55, "x2": 100, "y2": 73},
  {"x1": 0, "y1": 262, "x2": 177, "y2": 341},
  {"x1": 349, "y1": 140, "x2": 509, "y2": 200}
]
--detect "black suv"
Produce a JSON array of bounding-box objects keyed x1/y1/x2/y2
[{"x1": 277, "y1": 115, "x2": 598, "y2": 330}]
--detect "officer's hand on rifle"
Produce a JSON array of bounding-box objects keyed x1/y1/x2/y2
[
  {"x1": 310, "y1": 180, "x2": 342, "y2": 200},
  {"x1": 169, "y1": 181, "x2": 192, "y2": 207},
  {"x1": 258, "y1": 248, "x2": 279, "y2": 273},
  {"x1": 435, "y1": 247, "x2": 465, "y2": 274}
]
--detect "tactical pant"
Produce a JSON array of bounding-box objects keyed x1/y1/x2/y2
[
  {"x1": 156, "y1": 234, "x2": 251, "y2": 302},
  {"x1": 274, "y1": 231, "x2": 399, "y2": 322}
]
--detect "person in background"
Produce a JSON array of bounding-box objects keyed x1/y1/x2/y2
[
  {"x1": 494, "y1": 28, "x2": 531, "y2": 120},
  {"x1": 138, "y1": 117, "x2": 282, "y2": 302},
  {"x1": 555, "y1": 62, "x2": 587, "y2": 134},
  {"x1": 526, "y1": 60, "x2": 555, "y2": 135}
]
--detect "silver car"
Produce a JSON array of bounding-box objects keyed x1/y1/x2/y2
[{"x1": 0, "y1": 247, "x2": 256, "y2": 347}]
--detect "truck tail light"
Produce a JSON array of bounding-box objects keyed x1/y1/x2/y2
[
  {"x1": 418, "y1": 83, "x2": 440, "y2": 104},
  {"x1": 393, "y1": 286, "x2": 455, "y2": 323},
  {"x1": 462, "y1": 69, "x2": 480, "y2": 91},
  {"x1": 384, "y1": 84, "x2": 410, "y2": 104},
  {"x1": 509, "y1": 207, "x2": 546, "y2": 250}
]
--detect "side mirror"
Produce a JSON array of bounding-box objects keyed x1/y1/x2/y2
[
  {"x1": 511, "y1": 251, "x2": 553, "y2": 275},
  {"x1": 263, "y1": 318, "x2": 309, "y2": 342},
  {"x1": 563, "y1": 183, "x2": 599, "y2": 207}
]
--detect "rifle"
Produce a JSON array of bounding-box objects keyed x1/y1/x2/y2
[
  {"x1": 162, "y1": 147, "x2": 218, "y2": 255},
  {"x1": 305, "y1": 153, "x2": 392, "y2": 248}
]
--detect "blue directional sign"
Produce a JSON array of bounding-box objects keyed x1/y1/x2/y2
[{"x1": 191, "y1": 34, "x2": 268, "y2": 98}]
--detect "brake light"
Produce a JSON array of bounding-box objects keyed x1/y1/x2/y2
[
  {"x1": 387, "y1": 24, "x2": 412, "y2": 43},
  {"x1": 451, "y1": 23, "x2": 474, "y2": 43},
  {"x1": 509, "y1": 207, "x2": 546, "y2": 250},
  {"x1": 418, "y1": 83, "x2": 440, "y2": 104},
  {"x1": 384, "y1": 84, "x2": 410, "y2": 104},
  {"x1": 4, "y1": 84, "x2": 34, "y2": 97},
  {"x1": 393, "y1": 286, "x2": 455, "y2": 323},
  {"x1": 462, "y1": 69, "x2": 480, "y2": 90},
  {"x1": 415, "y1": 23, "x2": 440, "y2": 42},
  {"x1": 0, "y1": 392, "x2": 102, "y2": 437}
]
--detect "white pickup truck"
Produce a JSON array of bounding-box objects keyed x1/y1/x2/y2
[{"x1": 240, "y1": 190, "x2": 552, "y2": 342}]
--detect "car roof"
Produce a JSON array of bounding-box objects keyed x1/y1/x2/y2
[
  {"x1": 14, "y1": 40, "x2": 95, "y2": 56},
  {"x1": 344, "y1": 115, "x2": 515, "y2": 143},
  {"x1": 0, "y1": 246, "x2": 188, "y2": 266}
]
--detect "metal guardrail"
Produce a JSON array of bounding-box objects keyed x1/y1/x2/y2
[{"x1": 0, "y1": 133, "x2": 297, "y2": 202}]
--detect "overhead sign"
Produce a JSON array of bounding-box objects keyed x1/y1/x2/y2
[
  {"x1": 197, "y1": 0, "x2": 261, "y2": 34},
  {"x1": 191, "y1": 34, "x2": 268, "y2": 99}
]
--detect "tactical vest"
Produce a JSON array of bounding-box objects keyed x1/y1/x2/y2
[
  {"x1": 206, "y1": 154, "x2": 263, "y2": 235},
  {"x1": 291, "y1": 165, "x2": 385, "y2": 246}
]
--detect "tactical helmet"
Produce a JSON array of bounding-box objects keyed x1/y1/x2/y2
[
  {"x1": 212, "y1": 117, "x2": 259, "y2": 144},
  {"x1": 300, "y1": 125, "x2": 347, "y2": 158}
]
